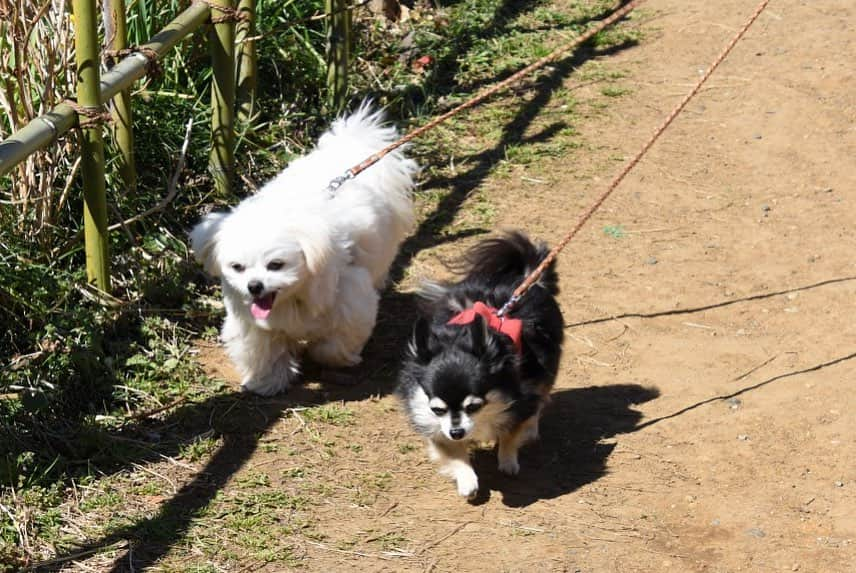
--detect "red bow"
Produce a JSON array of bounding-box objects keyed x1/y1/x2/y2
[{"x1": 447, "y1": 301, "x2": 523, "y2": 355}]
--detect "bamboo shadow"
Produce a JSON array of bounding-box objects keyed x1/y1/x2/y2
[
  {"x1": 470, "y1": 383, "x2": 659, "y2": 507},
  {"x1": 33, "y1": 393, "x2": 297, "y2": 572}
]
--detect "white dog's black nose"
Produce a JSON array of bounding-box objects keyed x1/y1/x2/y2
[
  {"x1": 247, "y1": 280, "x2": 264, "y2": 296},
  {"x1": 449, "y1": 428, "x2": 466, "y2": 440}
]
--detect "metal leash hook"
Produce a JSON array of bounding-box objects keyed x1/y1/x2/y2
[
  {"x1": 496, "y1": 294, "x2": 521, "y2": 318},
  {"x1": 324, "y1": 169, "x2": 354, "y2": 195}
]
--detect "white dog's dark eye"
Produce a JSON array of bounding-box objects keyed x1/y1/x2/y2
[
  {"x1": 430, "y1": 406, "x2": 448, "y2": 416},
  {"x1": 266, "y1": 260, "x2": 285, "y2": 271},
  {"x1": 230, "y1": 263, "x2": 246, "y2": 273},
  {"x1": 464, "y1": 402, "x2": 483, "y2": 414}
]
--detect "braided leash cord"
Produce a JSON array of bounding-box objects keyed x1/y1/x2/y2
[
  {"x1": 323, "y1": 0, "x2": 644, "y2": 193},
  {"x1": 497, "y1": 0, "x2": 772, "y2": 316}
]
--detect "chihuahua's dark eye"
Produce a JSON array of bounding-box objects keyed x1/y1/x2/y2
[
  {"x1": 430, "y1": 407, "x2": 448, "y2": 416},
  {"x1": 266, "y1": 260, "x2": 285, "y2": 271},
  {"x1": 230, "y1": 263, "x2": 245, "y2": 273},
  {"x1": 464, "y1": 402, "x2": 483, "y2": 414}
]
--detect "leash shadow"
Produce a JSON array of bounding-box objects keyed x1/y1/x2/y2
[{"x1": 471, "y1": 383, "x2": 659, "y2": 508}]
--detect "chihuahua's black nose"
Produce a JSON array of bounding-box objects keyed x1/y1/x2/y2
[
  {"x1": 247, "y1": 280, "x2": 264, "y2": 296},
  {"x1": 449, "y1": 428, "x2": 465, "y2": 440}
]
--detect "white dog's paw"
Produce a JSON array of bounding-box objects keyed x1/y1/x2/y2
[
  {"x1": 497, "y1": 454, "x2": 520, "y2": 476},
  {"x1": 240, "y1": 371, "x2": 293, "y2": 396},
  {"x1": 454, "y1": 467, "x2": 479, "y2": 498}
]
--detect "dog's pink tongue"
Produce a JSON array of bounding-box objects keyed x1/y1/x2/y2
[{"x1": 250, "y1": 293, "x2": 275, "y2": 320}]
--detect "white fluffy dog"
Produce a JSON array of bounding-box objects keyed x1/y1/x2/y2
[{"x1": 190, "y1": 106, "x2": 417, "y2": 396}]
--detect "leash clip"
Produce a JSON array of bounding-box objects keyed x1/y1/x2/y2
[{"x1": 324, "y1": 170, "x2": 354, "y2": 195}]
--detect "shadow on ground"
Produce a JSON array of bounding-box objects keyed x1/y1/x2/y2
[{"x1": 470, "y1": 383, "x2": 660, "y2": 507}]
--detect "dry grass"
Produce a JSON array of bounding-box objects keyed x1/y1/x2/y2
[{"x1": 0, "y1": 0, "x2": 79, "y2": 241}]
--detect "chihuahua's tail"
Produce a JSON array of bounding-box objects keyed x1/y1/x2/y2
[{"x1": 456, "y1": 231, "x2": 559, "y2": 295}]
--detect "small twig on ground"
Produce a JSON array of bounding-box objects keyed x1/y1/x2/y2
[
  {"x1": 31, "y1": 540, "x2": 129, "y2": 569},
  {"x1": 378, "y1": 500, "x2": 399, "y2": 518},
  {"x1": 304, "y1": 540, "x2": 400, "y2": 560},
  {"x1": 418, "y1": 521, "x2": 473, "y2": 555},
  {"x1": 732, "y1": 354, "x2": 778, "y2": 382},
  {"x1": 131, "y1": 462, "x2": 178, "y2": 494},
  {"x1": 682, "y1": 321, "x2": 715, "y2": 330},
  {"x1": 127, "y1": 395, "x2": 189, "y2": 421}
]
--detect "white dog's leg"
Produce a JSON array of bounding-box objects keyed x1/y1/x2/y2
[
  {"x1": 307, "y1": 266, "x2": 378, "y2": 368},
  {"x1": 428, "y1": 440, "x2": 479, "y2": 498},
  {"x1": 223, "y1": 313, "x2": 299, "y2": 396},
  {"x1": 240, "y1": 350, "x2": 301, "y2": 396}
]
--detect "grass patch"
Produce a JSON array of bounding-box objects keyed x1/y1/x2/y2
[
  {"x1": 301, "y1": 403, "x2": 355, "y2": 426},
  {"x1": 603, "y1": 224, "x2": 627, "y2": 239}
]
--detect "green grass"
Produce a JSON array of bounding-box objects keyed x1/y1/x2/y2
[
  {"x1": 301, "y1": 403, "x2": 355, "y2": 426},
  {"x1": 603, "y1": 224, "x2": 627, "y2": 239}
]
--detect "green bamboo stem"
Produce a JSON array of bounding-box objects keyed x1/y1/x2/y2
[
  {"x1": 235, "y1": 0, "x2": 257, "y2": 125},
  {"x1": 209, "y1": 0, "x2": 236, "y2": 196},
  {"x1": 72, "y1": 0, "x2": 110, "y2": 290},
  {"x1": 0, "y1": 1, "x2": 211, "y2": 177},
  {"x1": 325, "y1": 0, "x2": 351, "y2": 113},
  {"x1": 104, "y1": 0, "x2": 136, "y2": 193}
]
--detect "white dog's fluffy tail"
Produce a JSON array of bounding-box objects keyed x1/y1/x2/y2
[{"x1": 320, "y1": 102, "x2": 400, "y2": 152}]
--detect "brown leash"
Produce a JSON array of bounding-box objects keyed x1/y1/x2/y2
[
  {"x1": 323, "y1": 0, "x2": 645, "y2": 194},
  {"x1": 497, "y1": 0, "x2": 772, "y2": 316}
]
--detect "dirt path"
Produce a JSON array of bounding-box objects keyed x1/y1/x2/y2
[{"x1": 192, "y1": 1, "x2": 856, "y2": 571}]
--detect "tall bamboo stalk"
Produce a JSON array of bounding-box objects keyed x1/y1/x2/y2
[
  {"x1": 209, "y1": 0, "x2": 236, "y2": 196},
  {"x1": 235, "y1": 0, "x2": 257, "y2": 125},
  {"x1": 325, "y1": 0, "x2": 351, "y2": 113},
  {"x1": 103, "y1": 0, "x2": 136, "y2": 193},
  {"x1": 72, "y1": 0, "x2": 110, "y2": 290}
]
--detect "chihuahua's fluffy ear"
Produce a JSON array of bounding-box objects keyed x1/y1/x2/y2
[{"x1": 189, "y1": 211, "x2": 228, "y2": 276}]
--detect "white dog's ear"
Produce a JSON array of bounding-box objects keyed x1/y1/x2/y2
[
  {"x1": 294, "y1": 215, "x2": 339, "y2": 313},
  {"x1": 189, "y1": 211, "x2": 228, "y2": 276}
]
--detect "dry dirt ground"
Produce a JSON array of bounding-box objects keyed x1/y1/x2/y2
[{"x1": 80, "y1": 0, "x2": 856, "y2": 571}]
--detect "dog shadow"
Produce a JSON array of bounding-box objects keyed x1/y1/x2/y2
[{"x1": 470, "y1": 383, "x2": 660, "y2": 507}]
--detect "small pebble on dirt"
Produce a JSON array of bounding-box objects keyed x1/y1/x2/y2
[
  {"x1": 711, "y1": 518, "x2": 720, "y2": 526},
  {"x1": 754, "y1": 134, "x2": 763, "y2": 139},
  {"x1": 727, "y1": 397, "x2": 742, "y2": 410},
  {"x1": 646, "y1": 256, "x2": 658, "y2": 265},
  {"x1": 834, "y1": 481, "x2": 845, "y2": 487},
  {"x1": 747, "y1": 527, "x2": 766, "y2": 538},
  {"x1": 738, "y1": 434, "x2": 750, "y2": 441}
]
